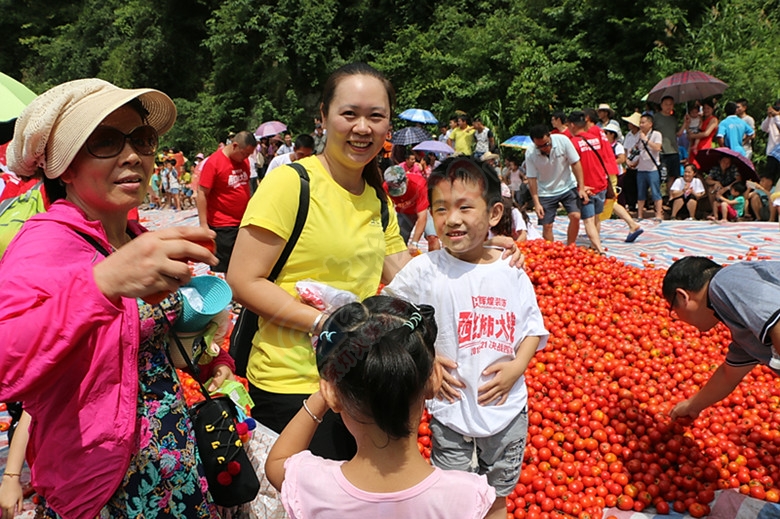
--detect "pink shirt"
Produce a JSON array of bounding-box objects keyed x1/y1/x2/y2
[{"x1": 282, "y1": 451, "x2": 495, "y2": 519}]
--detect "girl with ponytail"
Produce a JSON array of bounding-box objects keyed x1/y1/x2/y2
[{"x1": 265, "y1": 295, "x2": 495, "y2": 518}]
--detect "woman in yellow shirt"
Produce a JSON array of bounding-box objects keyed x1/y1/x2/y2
[{"x1": 227, "y1": 63, "x2": 408, "y2": 459}]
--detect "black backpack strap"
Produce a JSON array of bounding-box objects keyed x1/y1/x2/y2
[
  {"x1": 75, "y1": 231, "x2": 111, "y2": 257},
  {"x1": 379, "y1": 191, "x2": 389, "y2": 232},
  {"x1": 229, "y1": 162, "x2": 311, "y2": 377},
  {"x1": 268, "y1": 162, "x2": 310, "y2": 282}
]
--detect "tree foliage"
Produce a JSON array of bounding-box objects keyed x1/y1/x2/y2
[{"x1": 4, "y1": 0, "x2": 780, "y2": 156}]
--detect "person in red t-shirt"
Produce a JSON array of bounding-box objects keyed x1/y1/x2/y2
[
  {"x1": 401, "y1": 152, "x2": 423, "y2": 176},
  {"x1": 197, "y1": 130, "x2": 257, "y2": 272},
  {"x1": 383, "y1": 165, "x2": 433, "y2": 254},
  {"x1": 567, "y1": 111, "x2": 608, "y2": 254}
]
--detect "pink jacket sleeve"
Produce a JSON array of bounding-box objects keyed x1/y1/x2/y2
[{"x1": 0, "y1": 232, "x2": 129, "y2": 401}]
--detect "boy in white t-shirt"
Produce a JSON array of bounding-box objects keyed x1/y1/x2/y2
[{"x1": 383, "y1": 157, "x2": 548, "y2": 519}]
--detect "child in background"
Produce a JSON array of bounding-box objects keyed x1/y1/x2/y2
[
  {"x1": 491, "y1": 183, "x2": 541, "y2": 241},
  {"x1": 746, "y1": 174, "x2": 775, "y2": 221},
  {"x1": 149, "y1": 169, "x2": 161, "y2": 209},
  {"x1": 383, "y1": 157, "x2": 548, "y2": 519},
  {"x1": 715, "y1": 181, "x2": 747, "y2": 222},
  {"x1": 164, "y1": 158, "x2": 182, "y2": 211},
  {"x1": 265, "y1": 296, "x2": 495, "y2": 519},
  {"x1": 685, "y1": 102, "x2": 702, "y2": 161}
]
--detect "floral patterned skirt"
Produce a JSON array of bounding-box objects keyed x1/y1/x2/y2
[{"x1": 39, "y1": 294, "x2": 219, "y2": 518}]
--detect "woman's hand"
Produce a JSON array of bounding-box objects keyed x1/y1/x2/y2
[
  {"x1": 207, "y1": 364, "x2": 237, "y2": 393},
  {"x1": 0, "y1": 475, "x2": 23, "y2": 519},
  {"x1": 486, "y1": 235, "x2": 525, "y2": 269},
  {"x1": 93, "y1": 227, "x2": 218, "y2": 302}
]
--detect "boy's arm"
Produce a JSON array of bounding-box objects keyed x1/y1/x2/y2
[
  {"x1": 477, "y1": 335, "x2": 541, "y2": 406},
  {"x1": 265, "y1": 391, "x2": 329, "y2": 491}
]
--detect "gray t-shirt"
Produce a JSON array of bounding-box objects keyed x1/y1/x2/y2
[
  {"x1": 653, "y1": 113, "x2": 679, "y2": 154},
  {"x1": 708, "y1": 261, "x2": 780, "y2": 374}
]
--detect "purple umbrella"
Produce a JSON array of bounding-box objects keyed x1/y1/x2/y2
[
  {"x1": 695, "y1": 147, "x2": 756, "y2": 182},
  {"x1": 412, "y1": 140, "x2": 454, "y2": 154},
  {"x1": 646, "y1": 71, "x2": 728, "y2": 104},
  {"x1": 255, "y1": 120, "x2": 287, "y2": 138}
]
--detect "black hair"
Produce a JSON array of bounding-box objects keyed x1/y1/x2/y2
[
  {"x1": 294, "y1": 133, "x2": 315, "y2": 150},
  {"x1": 724, "y1": 102, "x2": 737, "y2": 116},
  {"x1": 427, "y1": 156, "x2": 503, "y2": 210},
  {"x1": 736, "y1": 98, "x2": 748, "y2": 107},
  {"x1": 731, "y1": 181, "x2": 747, "y2": 195},
  {"x1": 529, "y1": 124, "x2": 550, "y2": 140},
  {"x1": 661, "y1": 95, "x2": 675, "y2": 104},
  {"x1": 457, "y1": 114, "x2": 471, "y2": 125},
  {"x1": 567, "y1": 110, "x2": 586, "y2": 128},
  {"x1": 316, "y1": 295, "x2": 437, "y2": 439},
  {"x1": 43, "y1": 176, "x2": 66, "y2": 202},
  {"x1": 551, "y1": 111, "x2": 567, "y2": 124},
  {"x1": 320, "y1": 62, "x2": 396, "y2": 205},
  {"x1": 702, "y1": 98, "x2": 715, "y2": 109},
  {"x1": 641, "y1": 113, "x2": 654, "y2": 123},
  {"x1": 582, "y1": 108, "x2": 598, "y2": 124},
  {"x1": 233, "y1": 131, "x2": 257, "y2": 148},
  {"x1": 662, "y1": 256, "x2": 722, "y2": 306}
]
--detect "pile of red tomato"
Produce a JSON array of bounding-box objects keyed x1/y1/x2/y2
[{"x1": 418, "y1": 240, "x2": 780, "y2": 519}]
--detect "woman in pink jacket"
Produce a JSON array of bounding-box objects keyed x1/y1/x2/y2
[{"x1": 0, "y1": 79, "x2": 234, "y2": 518}]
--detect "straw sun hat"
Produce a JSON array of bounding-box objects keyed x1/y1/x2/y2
[{"x1": 8, "y1": 78, "x2": 177, "y2": 179}]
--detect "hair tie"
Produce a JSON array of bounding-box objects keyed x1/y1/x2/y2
[{"x1": 403, "y1": 311, "x2": 423, "y2": 331}]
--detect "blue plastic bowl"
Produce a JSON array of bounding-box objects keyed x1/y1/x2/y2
[{"x1": 175, "y1": 275, "x2": 232, "y2": 333}]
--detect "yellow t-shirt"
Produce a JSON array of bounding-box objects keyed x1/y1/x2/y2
[
  {"x1": 450, "y1": 126, "x2": 476, "y2": 155},
  {"x1": 240, "y1": 156, "x2": 406, "y2": 393}
]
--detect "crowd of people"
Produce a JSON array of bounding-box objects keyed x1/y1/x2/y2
[{"x1": 1, "y1": 64, "x2": 780, "y2": 519}]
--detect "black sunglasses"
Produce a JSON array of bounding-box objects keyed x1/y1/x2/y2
[{"x1": 86, "y1": 125, "x2": 159, "y2": 159}]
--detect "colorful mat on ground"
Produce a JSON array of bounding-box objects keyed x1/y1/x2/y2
[
  {"x1": 3, "y1": 208, "x2": 779, "y2": 518},
  {"x1": 554, "y1": 215, "x2": 780, "y2": 269}
]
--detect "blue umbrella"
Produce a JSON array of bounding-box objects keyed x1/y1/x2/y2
[
  {"x1": 393, "y1": 126, "x2": 431, "y2": 146},
  {"x1": 398, "y1": 109, "x2": 438, "y2": 125},
  {"x1": 501, "y1": 135, "x2": 533, "y2": 150}
]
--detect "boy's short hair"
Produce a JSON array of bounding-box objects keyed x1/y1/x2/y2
[
  {"x1": 662, "y1": 256, "x2": 722, "y2": 306},
  {"x1": 427, "y1": 156, "x2": 502, "y2": 210},
  {"x1": 732, "y1": 181, "x2": 747, "y2": 195},
  {"x1": 567, "y1": 110, "x2": 587, "y2": 128}
]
